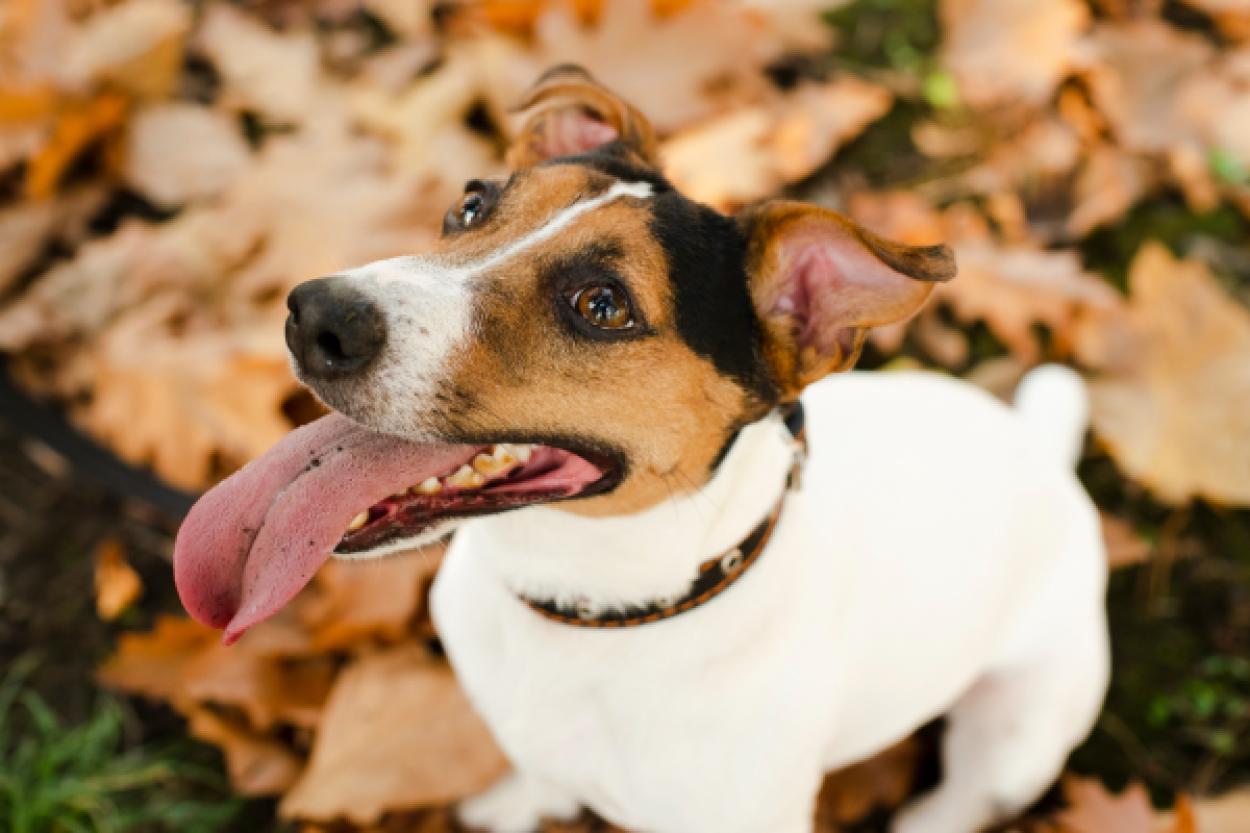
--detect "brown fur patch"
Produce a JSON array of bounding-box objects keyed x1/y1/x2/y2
[{"x1": 432, "y1": 174, "x2": 748, "y2": 516}]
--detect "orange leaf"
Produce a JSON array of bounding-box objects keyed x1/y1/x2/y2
[
  {"x1": 188, "y1": 708, "x2": 305, "y2": 796},
  {"x1": 1058, "y1": 778, "x2": 1156, "y2": 833},
  {"x1": 280, "y1": 647, "x2": 509, "y2": 824},
  {"x1": 92, "y1": 536, "x2": 143, "y2": 620},
  {"x1": 24, "y1": 93, "x2": 127, "y2": 200}
]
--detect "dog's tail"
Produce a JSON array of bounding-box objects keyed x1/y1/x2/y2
[{"x1": 1013, "y1": 364, "x2": 1089, "y2": 468}]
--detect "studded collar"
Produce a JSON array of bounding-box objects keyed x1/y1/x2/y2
[{"x1": 519, "y1": 403, "x2": 807, "y2": 629}]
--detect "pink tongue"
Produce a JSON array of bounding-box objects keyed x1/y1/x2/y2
[{"x1": 173, "y1": 414, "x2": 473, "y2": 644}]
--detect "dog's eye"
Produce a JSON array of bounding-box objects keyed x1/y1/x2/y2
[
  {"x1": 569, "y1": 283, "x2": 634, "y2": 330},
  {"x1": 442, "y1": 181, "x2": 498, "y2": 235},
  {"x1": 458, "y1": 192, "x2": 485, "y2": 225}
]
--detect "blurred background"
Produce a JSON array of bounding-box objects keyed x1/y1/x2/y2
[{"x1": 1, "y1": 0, "x2": 1248, "y2": 830}]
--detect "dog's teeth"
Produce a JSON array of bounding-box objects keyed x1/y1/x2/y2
[
  {"x1": 474, "y1": 448, "x2": 517, "y2": 476},
  {"x1": 414, "y1": 477, "x2": 442, "y2": 495},
  {"x1": 446, "y1": 465, "x2": 486, "y2": 489},
  {"x1": 347, "y1": 511, "x2": 369, "y2": 532}
]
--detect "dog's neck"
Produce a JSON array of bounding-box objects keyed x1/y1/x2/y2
[{"x1": 463, "y1": 412, "x2": 797, "y2": 612}]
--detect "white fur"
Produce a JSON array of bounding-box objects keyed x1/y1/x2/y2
[{"x1": 431, "y1": 368, "x2": 1110, "y2": 833}]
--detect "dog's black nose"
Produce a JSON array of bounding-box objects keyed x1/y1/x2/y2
[{"x1": 286, "y1": 277, "x2": 386, "y2": 380}]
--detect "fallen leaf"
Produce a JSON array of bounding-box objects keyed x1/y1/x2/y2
[
  {"x1": 98, "y1": 615, "x2": 220, "y2": 707},
  {"x1": 300, "y1": 547, "x2": 444, "y2": 651},
  {"x1": 195, "y1": 3, "x2": 324, "y2": 123},
  {"x1": 519, "y1": 0, "x2": 798, "y2": 133},
  {"x1": 816, "y1": 737, "x2": 923, "y2": 827},
  {"x1": 280, "y1": 646, "x2": 509, "y2": 823},
  {"x1": 180, "y1": 643, "x2": 337, "y2": 731},
  {"x1": 123, "y1": 102, "x2": 252, "y2": 207},
  {"x1": 663, "y1": 77, "x2": 892, "y2": 211},
  {"x1": 1079, "y1": 21, "x2": 1213, "y2": 155},
  {"x1": 941, "y1": 0, "x2": 1089, "y2": 108},
  {"x1": 188, "y1": 708, "x2": 305, "y2": 796},
  {"x1": 0, "y1": 186, "x2": 106, "y2": 294},
  {"x1": 1058, "y1": 778, "x2": 1156, "y2": 833},
  {"x1": 1069, "y1": 144, "x2": 1156, "y2": 237},
  {"x1": 92, "y1": 536, "x2": 144, "y2": 620},
  {"x1": 1189, "y1": 789, "x2": 1250, "y2": 833},
  {"x1": 940, "y1": 242, "x2": 1122, "y2": 362},
  {"x1": 23, "y1": 92, "x2": 127, "y2": 199},
  {"x1": 57, "y1": 0, "x2": 191, "y2": 100},
  {"x1": 1080, "y1": 243, "x2": 1250, "y2": 505}
]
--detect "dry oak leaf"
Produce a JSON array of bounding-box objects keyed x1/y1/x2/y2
[
  {"x1": 300, "y1": 547, "x2": 444, "y2": 652},
  {"x1": 179, "y1": 641, "x2": 336, "y2": 732},
  {"x1": 508, "y1": 0, "x2": 797, "y2": 134},
  {"x1": 816, "y1": 737, "x2": 922, "y2": 828},
  {"x1": 57, "y1": 0, "x2": 191, "y2": 100},
  {"x1": 188, "y1": 708, "x2": 305, "y2": 797},
  {"x1": 1188, "y1": 789, "x2": 1250, "y2": 833},
  {"x1": 1080, "y1": 243, "x2": 1250, "y2": 506},
  {"x1": 1077, "y1": 20, "x2": 1214, "y2": 155},
  {"x1": 98, "y1": 615, "x2": 220, "y2": 708},
  {"x1": 195, "y1": 2, "x2": 323, "y2": 123},
  {"x1": 662, "y1": 76, "x2": 892, "y2": 211},
  {"x1": 93, "y1": 536, "x2": 143, "y2": 621},
  {"x1": 280, "y1": 646, "x2": 509, "y2": 824},
  {"x1": 72, "y1": 307, "x2": 298, "y2": 490},
  {"x1": 1181, "y1": 0, "x2": 1250, "y2": 42},
  {"x1": 0, "y1": 186, "x2": 106, "y2": 294},
  {"x1": 1056, "y1": 778, "x2": 1197, "y2": 833},
  {"x1": 940, "y1": 0, "x2": 1089, "y2": 109},
  {"x1": 123, "y1": 102, "x2": 252, "y2": 208},
  {"x1": 1069, "y1": 144, "x2": 1157, "y2": 237},
  {"x1": 939, "y1": 242, "x2": 1122, "y2": 362},
  {"x1": 22, "y1": 92, "x2": 127, "y2": 199}
]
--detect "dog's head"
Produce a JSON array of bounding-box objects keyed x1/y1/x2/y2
[{"x1": 174, "y1": 66, "x2": 954, "y2": 641}]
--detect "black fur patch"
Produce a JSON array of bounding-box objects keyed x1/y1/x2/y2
[{"x1": 648, "y1": 192, "x2": 774, "y2": 402}]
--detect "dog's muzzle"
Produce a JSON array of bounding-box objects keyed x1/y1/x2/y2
[{"x1": 286, "y1": 276, "x2": 387, "y2": 380}]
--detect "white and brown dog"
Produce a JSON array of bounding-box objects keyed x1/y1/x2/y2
[{"x1": 174, "y1": 67, "x2": 1109, "y2": 833}]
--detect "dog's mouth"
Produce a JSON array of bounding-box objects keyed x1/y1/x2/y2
[
  {"x1": 173, "y1": 414, "x2": 619, "y2": 644},
  {"x1": 334, "y1": 442, "x2": 618, "y2": 556}
]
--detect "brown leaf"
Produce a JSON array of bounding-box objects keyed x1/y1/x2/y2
[
  {"x1": 98, "y1": 615, "x2": 220, "y2": 707},
  {"x1": 123, "y1": 103, "x2": 251, "y2": 207},
  {"x1": 280, "y1": 647, "x2": 509, "y2": 823},
  {"x1": 300, "y1": 547, "x2": 443, "y2": 651},
  {"x1": 1057, "y1": 778, "x2": 1156, "y2": 833},
  {"x1": 23, "y1": 93, "x2": 127, "y2": 199},
  {"x1": 188, "y1": 708, "x2": 305, "y2": 796},
  {"x1": 506, "y1": 0, "x2": 802, "y2": 134},
  {"x1": 180, "y1": 641, "x2": 337, "y2": 731},
  {"x1": 1189, "y1": 788, "x2": 1250, "y2": 833},
  {"x1": 940, "y1": 242, "x2": 1122, "y2": 362},
  {"x1": 1079, "y1": 21, "x2": 1213, "y2": 155},
  {"x1": 816, "y1": 738, "x2": 923, "y2": 828},
  {"x1": 93, "y1": 536, "x2": 143, "y2": 621},
  {"x1": 58, "y1": 0, "x2": 191, "y2": 100},
  {"x1": 195, "y1": 3, "x2": 323, "y2": 123},
  {"x1": 663, "y1": 77, "x2": 892, "y2": 211},
  {"x1": 941, "y1": 0, "x2": 1088, "y2": 108},
  {"x1": 1080, "y1": 243, "x2": 1250, "y2": 506}
]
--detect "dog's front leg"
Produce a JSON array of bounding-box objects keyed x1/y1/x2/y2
[{"x1": 457, "y1": 770, "x2": 581, "y2": 833}]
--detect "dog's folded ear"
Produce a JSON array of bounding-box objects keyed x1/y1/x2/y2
[
  {"x1": 740, "y1": 201, "x2": 956, "y2": 398},
  {"x1": 507, "y1": 65, "x2": 659, "y2": 169}
]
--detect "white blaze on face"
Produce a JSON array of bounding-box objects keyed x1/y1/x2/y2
[{"x1": 323, "y1": 180, "x2": 655, "y2": 435}]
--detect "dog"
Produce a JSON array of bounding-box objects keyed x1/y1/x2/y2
[{"x1": 174, "y1": 66, "x2": 1110, "y2": 833}]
